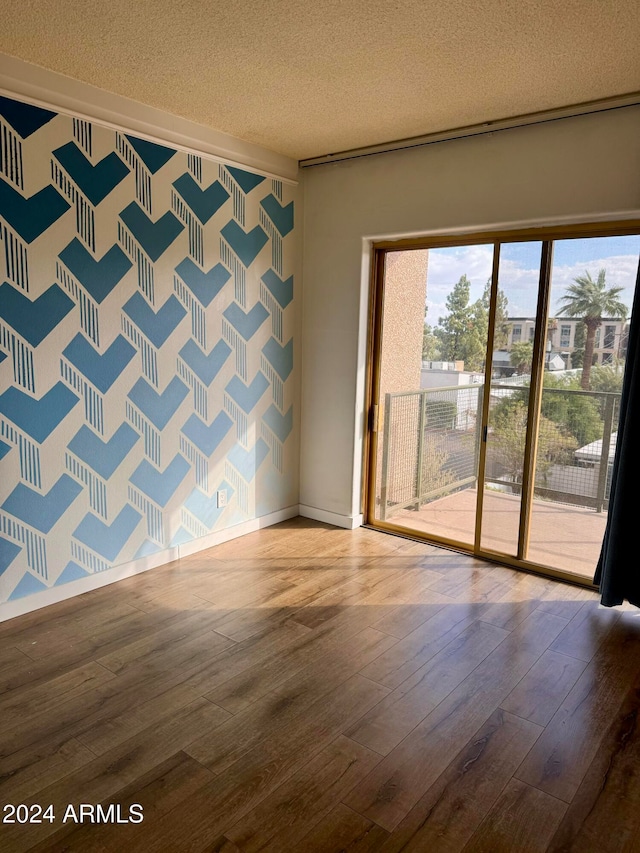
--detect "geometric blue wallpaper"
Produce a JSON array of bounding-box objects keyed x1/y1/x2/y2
[{"x1": 0, "y1": 93, "x2": 296, "y2": 606}]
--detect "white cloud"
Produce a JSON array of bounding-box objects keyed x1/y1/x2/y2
[
  {"x1": 493, "y1": 258, "x2": 540, "y2": 316},
  {"x1": 424, "y1": 246, "x2": 639, "y2": 322},
  {"x1": 550, "y1": 255, "x2": 637, "y2": 317},
  {"x1": 425, "y1": 245, "x2": 493, "y2": 323}
]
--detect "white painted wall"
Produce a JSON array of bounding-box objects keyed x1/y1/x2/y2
[{"x1": 300, "y1": 107, "x2": 640, "y2": 524}]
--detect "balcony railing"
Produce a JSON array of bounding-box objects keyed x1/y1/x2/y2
[{"x1": 379, "y1": 382, "x2": 620, "y2": 520}]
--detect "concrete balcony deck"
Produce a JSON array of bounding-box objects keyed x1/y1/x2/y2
[{"x1": 392, "y1": 488, "x2": 606, "y2": 580}]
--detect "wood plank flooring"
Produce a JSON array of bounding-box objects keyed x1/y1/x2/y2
[{"x1": 1, "y1": 518, "x2": 639, "y2": 852}]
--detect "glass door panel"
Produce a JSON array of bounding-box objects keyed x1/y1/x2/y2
[
  {"x1": 480, "y1": 241, "x2": 543, "y2": 557},
  {"x1": 372, "y1": 245, "x2": 493, "y2": 547},
  {"x1": 367, "y1": 224, "x2": 640, "y2": 588},
  {"x1": 527, "y1": 235, "x2": 640, "y2": 577}
]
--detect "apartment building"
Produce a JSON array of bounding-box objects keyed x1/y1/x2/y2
[{"x1": 506, "y1": 317, "x2": 629, "y2": 366}]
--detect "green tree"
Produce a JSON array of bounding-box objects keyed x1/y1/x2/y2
[
  {"x1": 510, "y1": 341, "x2": 534, "y2": 374},
  {"x1": 433, "y1": 275, "x2": 509, "y2": 372},
  {"x1": 492, "y1": 400, "x2": 577, "y2": 486},
  {"x1": 422, "y1": 306, "x2": 440, "y2": 361},
  {"x1": 589, "y1": 363, "x2": 625, "y2": 394},
  {"x1": 585, "y1": 364, "x2": 625, "y2": 423},
  {"x1": 570, "y1": 322, "x2": 585, "y2": 369},
  {"x1": 557, "y1": 269, "x2": 627, "y2": 390},
  {"x1": 481, "y1": 278, "x2": 509, "y2": 350},
  {"x1": 421, "y1": 436, "x2": 456, "y2": 499},
  {"x1": 492, "y1": 371, "x2": 604, "y2": 448},
  {"x1": 541, "y1": 373, "x2": 603, "y2": 446},
  {"x1": 435, "y1": 275, "x2": 485, "y2": 371},
  {"x1": 435, "y1": 275, "x2": 472, "y2": 362}
]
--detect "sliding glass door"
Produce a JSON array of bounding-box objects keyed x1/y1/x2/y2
[
  {"x1": 367, "y1": 225, "x2": 640, "y2": 583},
  {"x1": 478, "y1": 241, "x2": 543, "y2": 559},
  {"x1": 526, "y1": 235, "x2": 638, "y2": 574}
]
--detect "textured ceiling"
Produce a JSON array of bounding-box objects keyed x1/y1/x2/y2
[{"x1": 1, "y1": 0, "x2": 639, "y2": 159}]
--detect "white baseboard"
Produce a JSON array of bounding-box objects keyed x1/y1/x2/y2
[
  {"x1": 0, "y1": 505, "x2": 299, "y2": 623},
  {"x1": 298, "y1": 504, "x2": 364, "y2": 530},
  {"x1": 176, "y1": 506, "x2": 299, "y2": 558}
]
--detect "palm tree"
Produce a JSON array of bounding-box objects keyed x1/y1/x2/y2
[{"x1": 557, "y1": 269, "x2": 627, "y2": 389}]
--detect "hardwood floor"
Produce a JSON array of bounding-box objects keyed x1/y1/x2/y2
[{"x1": 1, "y1": 518, "x2": 639, "y2": 852}]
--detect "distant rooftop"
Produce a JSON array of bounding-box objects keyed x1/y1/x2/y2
[{"x1": 575, "y1": 432, "x2": 618, "y2": 463}]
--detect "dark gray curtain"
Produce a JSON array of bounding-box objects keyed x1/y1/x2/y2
[{"x1": 594, "y1": 260, "x2": 640, "y2": 606}]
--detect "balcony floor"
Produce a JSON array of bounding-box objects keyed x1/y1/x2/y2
[{"x1": 391, "y1": 488, "x2": 606, "y2": 580}]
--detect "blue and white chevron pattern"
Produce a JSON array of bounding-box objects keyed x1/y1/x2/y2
[{"x1": 0, "y1": 94, "x2": 296, "y2": 605}]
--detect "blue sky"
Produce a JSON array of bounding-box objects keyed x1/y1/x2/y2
[{"x1": 424, "y1": 235, "x2": 640, "y2": 323}]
